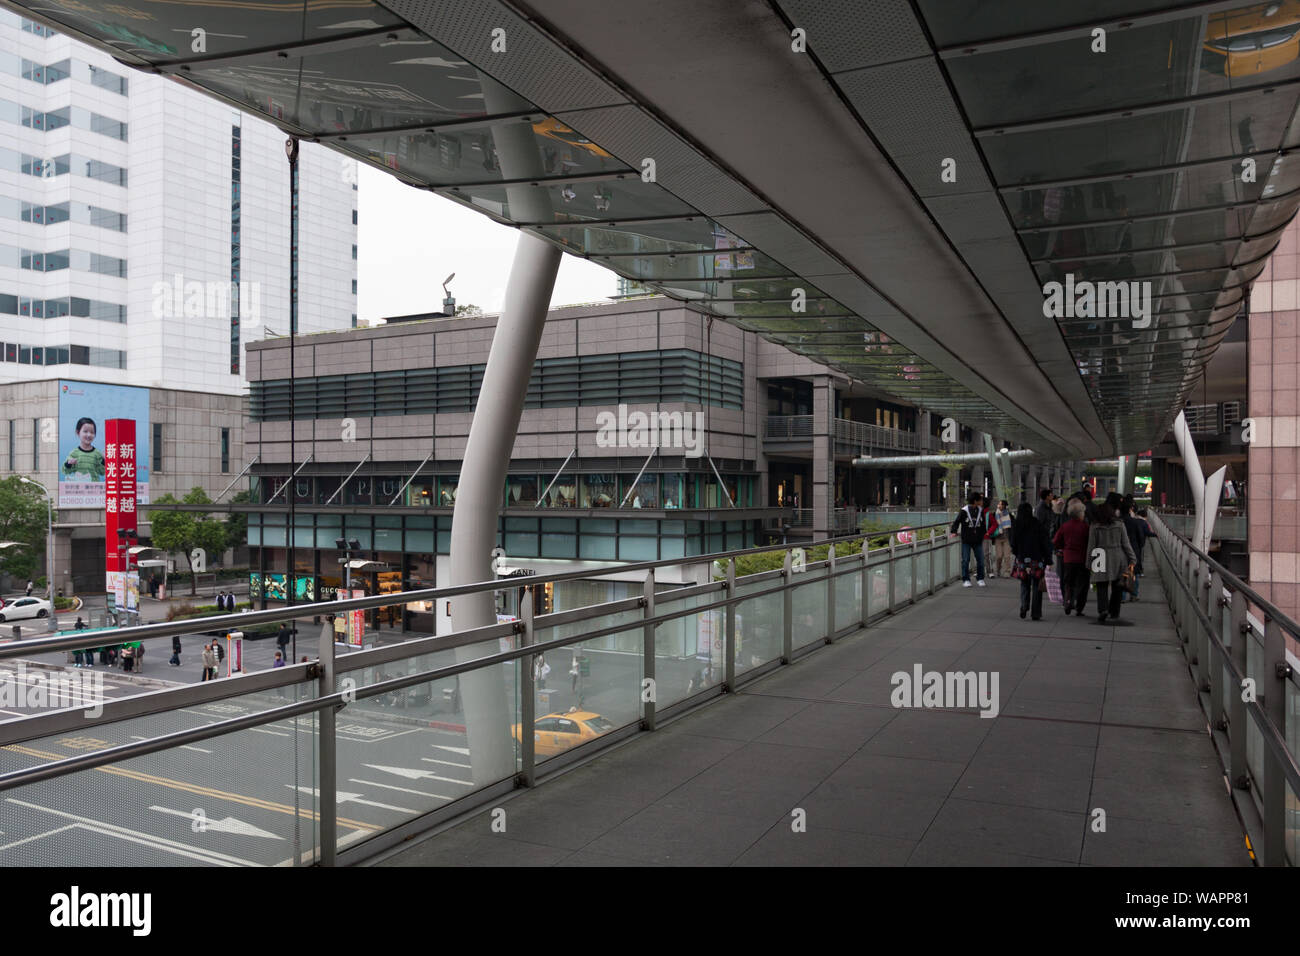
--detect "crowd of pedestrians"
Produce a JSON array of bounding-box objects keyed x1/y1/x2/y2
[{"x1": 952, "y1": 486, "x2": 1154, "y2": 624}]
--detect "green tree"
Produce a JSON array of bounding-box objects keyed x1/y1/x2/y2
[
  {"x1": 0, "y1": 477, "x2": 51, "y2": 584},
  {"x1": 454, "y1": 303, "x2": 484, "y2": 317},
  {"x1": 147, "y1": 487, "x2": 227, "y2": 596}
]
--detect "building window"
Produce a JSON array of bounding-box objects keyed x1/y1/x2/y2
[
  {"x1": 8, "y1": 420, "x2": 14, "y2": 471},
  {"x1": 352, "y1": 209, "x2": 358, "y2": 225},
  {"x1": 31, "y1": 417, "x2": 39, "y2": 471},
  {"x1": 352, "y1": 244, "x2": 357, "y2": 259},
  {"x1": 351, "y1": 279, "x2": 357, "y2": 295},
  {"x1": 153, "y1": 422, "x2": 163, "y2": 473},
  {"x1": 221, "y1": 427, "x2": 230, "y2": 473}
]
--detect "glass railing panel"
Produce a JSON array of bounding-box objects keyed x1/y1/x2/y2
[
  {"x1": 335, "y1": 635, "x2": 519, "y2": 854},
  {"x1": 734, "y1": 578, "x2": 783, "y2": 675},
  {"x1": 834, "y1": 560, "x2": 862, "y2": 633},
  {"x1": 867, "y1": 560, "x2": 888, "y2": 617},
  {"x1": 654, "y1": 593, "x2": 724, "y2": 708},
  {"x1": 0, "y1": 682, "x2": 320, "y2": 866},
  {"x1": 894, "y1": 551, "x2": 913, "y2": 605},
  {"x1": 530, "y1": 621, "x2": 641, "y2": 768},
  {"x1": 792, "y1": 572, "x2": 827, "y2": 649}
]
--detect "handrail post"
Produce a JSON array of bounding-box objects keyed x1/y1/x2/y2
[
  {"x1": 724, "y1": 558, "x2": 737, "y2": 691},
  {"x1": 929, "y1": 528, "x2": 937, "y2": 597},
  {"x1": 520, "y1": 588, "x2": 536, "y2": 787},
  {"x1": 1208, "y1": 568, "x2": 1225, "y2": 729},
  {"x1": 1195, "y1": 563, "x2": 1211, "y2": 691},
  {"x1": 1261, "y1": 616, "x2": 1287, "y2": 866},
  {"x1": 826, "y1": 544, "x2": 836, "y2": 643},
  {"x1": 642, "y1": 568, "x2": 656, "y2": 731},
  {"x1": 783, "y1": 550, "x2": 794, "y2": 663},
  {"x1": 910, "y1": 533, "x2": 918, "y2": 604},
  {"x1": 887, "y1": 536, "x2": 897, "y2": 613},
  {"x1": 1227, "y1": 588, "x2": 1248, "y2": 789},
  {"x1": 317, "y1": 621, "x2": 337, "y2": 867},
  {"x1": 860, "y1": 537, "x2": 870, "y2": 627}
]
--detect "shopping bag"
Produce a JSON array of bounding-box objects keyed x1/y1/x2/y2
[{"x1": 1044, "y1": 567, "x2": 1063, "y2": 605}]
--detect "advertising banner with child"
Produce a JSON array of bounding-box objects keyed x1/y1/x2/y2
[{"x1": 57, "y1": 380, "x2": 151, "y2": 508}]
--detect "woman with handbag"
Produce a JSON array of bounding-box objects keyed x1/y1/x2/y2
[
  {"x1": 1085, "y1": 500, "x2": 1137, "y2": 624},
  {"x1": 1010, "y1": 502, "x2": 1052, "y2": 620}
]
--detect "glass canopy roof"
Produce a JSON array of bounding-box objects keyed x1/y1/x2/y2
[{"x1": 18, "y1": 0, "x2": 1299, "y2": 455}]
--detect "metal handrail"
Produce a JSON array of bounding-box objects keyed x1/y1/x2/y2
[
  {"x1": 0, "y1": 520, "x2": 958, "y2": 662},
  {"x1": 0, "y1": 530, "x2": 957, "y2": 794},
  {"x1": 1147, "y1": 510, "x2": 1300, "y2": 866}
]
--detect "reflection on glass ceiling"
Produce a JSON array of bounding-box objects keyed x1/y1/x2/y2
[
  {"x1": 917, "y1": 0, "x2": 1300, "y2": 448},
  {"x1": 18, "y1": 0, "x2": 1300, "y2": 455}
]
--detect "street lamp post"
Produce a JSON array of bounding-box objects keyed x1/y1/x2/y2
[{"x1": 19, "y1": 477, "x2": 54, "y2": 632}]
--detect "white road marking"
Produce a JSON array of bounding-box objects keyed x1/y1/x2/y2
[
  {"x1": 3, "y1": 799, "x2": 260, "y2": 866},
  {"x1": 347, "y1": 778, "x2": 451, "y2": 800},
  {"x1": 250, "y1": 726, "x2": 290, "y2": 738},
  {"x1": 367, "y1": 763, "x2": 474, "y2": 787},
  {"x1": 422, "y1": 756, "x2": 472, "y2": 769},
  {"x1": 432, "y1": 744, "x2": 470, "y2": 755},
  {"x1": 150, "y1": 805, "x2": 283, "y2": 839},
  {"x1": 287, "y1": 785, "x2": 417, "y2": 814}
]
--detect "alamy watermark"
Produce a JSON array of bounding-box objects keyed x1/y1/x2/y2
[
  {"x1": 151, "y1": 274, "x2": 261, "y2": 323},
  {"x1": 595, "y1": 404, "x2": 704, "y2": 458},
  {"x1": 0, "y1": 663, "x2": 103, "y2": 718},
  {"x1": 1042, "y1": 273, "x2": 1152, "y2": 328},
  {"x1": 890, "y1": 663, "x2": 1000, "y2": 718}
]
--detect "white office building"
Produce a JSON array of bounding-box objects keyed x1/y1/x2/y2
[{"x1": 0, "y1": 8, "x2": 358, "y2": 396}]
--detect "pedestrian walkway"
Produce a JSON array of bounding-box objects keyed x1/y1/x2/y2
[{"x1": 374, "y1": 575, "x2": 1249, "y2": 866}]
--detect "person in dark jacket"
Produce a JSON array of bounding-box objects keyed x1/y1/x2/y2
[
  {"x1": 1010, "y1": 502, "x2": 1052, "y2": 620},
  {"x1": 1033, "y1": 489, "x2": 1054, "y2": 529},
  {"x1": 276, "y1": 622, "x2": 292, "y2": 659},
  {"x1": 1053, "y1": 498, "x2": 1091, "y2": 615},
  {"x1": 949, "y1": 493, "x2": 987, "y2": 587}
]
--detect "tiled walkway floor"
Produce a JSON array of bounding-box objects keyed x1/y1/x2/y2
[{"x1": 375, "y1": 573, "x2": 1250, "y2": 866}]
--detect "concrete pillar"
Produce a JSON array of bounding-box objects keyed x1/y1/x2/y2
[
  {"x1": 914, "y1": 466, "x2": 931, "y2": 508},
  {"x1": 812, "y1": 377, "x2": 834, "y2": 535},
  {"x1": 447, "y1": 75, "x2": 561, "y2": 786}
]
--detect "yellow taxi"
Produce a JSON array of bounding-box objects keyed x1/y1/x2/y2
[
  {"x1": 531, "y1": 118, "x2": 613, "y2": 159},
  {"x1": 512, "y1": 711, "x2": 616, "y2": 757},
  {"x1": 1204, "y1": 1, "x2": 1300, "y2": 77}
]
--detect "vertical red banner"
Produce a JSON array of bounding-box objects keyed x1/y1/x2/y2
[{"x1": 104, "y1": 420, "x2": 138, "y2": 599}]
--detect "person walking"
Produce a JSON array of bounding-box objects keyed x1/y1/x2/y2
[
  {"x1": 276, "y1": 622, "x2": 292, "y2": 661},
  {"x1": 272, "y1": 650, "x2": 285, "y2": 668},
  {"x1": 201, "y1": 642, "x2": 217, "y2": 681},
  {"x1": 1010, "y1": 502, "x2": 1052, "y2": 620},
  {"x1": 1086, "y1": 499, "x2": 1137, "y2": 624},
  {"x1": 1053, "y1": 498, "x2": 1091, "y2": 615},
  {"x1": 25, "y1": 580, "x2": 33, "y2": 597},
  {"x1": 1033, "y1": 489, "x2": 1054, "y2": 528},
  {"x1": 950, "y1": 493, "x2": 987, "y2": 587},
  {"x1": 170, "y1": 634, "x2": 182, "y2": 666},
  {"x1": 990, "y1": 499, "x2": 1013, "y2": 578},
  {"x1": 1120, "y1": 496, "x2": 1153, "y2": 602}
]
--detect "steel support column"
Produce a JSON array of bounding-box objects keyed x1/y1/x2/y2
[{"x1": 447, "y1": 75, "x2": 561, "y2": 786}]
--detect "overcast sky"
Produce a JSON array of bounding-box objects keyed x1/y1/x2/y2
[{"x1": 356, "y1": 163, "x2": 617, "y2": 322}]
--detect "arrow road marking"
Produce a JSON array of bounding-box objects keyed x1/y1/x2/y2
[
  {"x1": 150, "y1": 805, "x2": 283, "y2": 840},
  {"x1": 421, "y1": 757, "x2": 471, "y2": 770},
  {"x1": 288, "y1": 785, "x2": 418, "y2": 814},
  {"x1": 366, "y1": 764, "x2": 474, "y2": 787},
  {"x1": 348, "y1": 778, "x2": 451, "y2": 801}
]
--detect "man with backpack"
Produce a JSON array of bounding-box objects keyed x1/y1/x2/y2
[{"x1": 950, "y1": 493, "x2": 988, "y2": 588}]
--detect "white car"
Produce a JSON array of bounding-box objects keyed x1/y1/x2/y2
[{"x1": 0, "y1": 597, "x2": 53, "y2": 622}]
